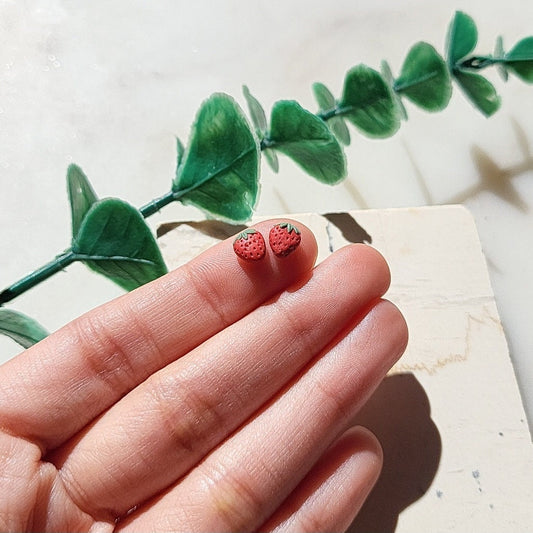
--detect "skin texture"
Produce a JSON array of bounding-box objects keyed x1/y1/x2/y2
[{"x1": 0, "y1": 219, "x2": 408, "y2": 532}]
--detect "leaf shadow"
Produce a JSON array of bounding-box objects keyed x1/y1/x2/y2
[
  {"x1": 348, "y1": 373, "x2": 442, "y2": 533},
  {"x1": 405, "y1": 117, "x2": 532, "y2": 211},
  {"x1": 323, "y1": 212, "x2": 372, "y2": 245},
  {"x1": 156, "y1": 220, "x2": 247, "y2": 240},
  {"x1": 447, "y1": 140, "x2": 530, "y2": 211}
]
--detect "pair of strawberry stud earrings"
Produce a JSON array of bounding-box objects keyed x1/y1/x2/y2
[{"x1": 233, "y1": 222, "x2": 301, "y2": 261}]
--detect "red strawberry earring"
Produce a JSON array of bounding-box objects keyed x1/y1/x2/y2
[
  {"x1": 233, "y1": 223, "x2": 301, "y2": 261},
  {"x1": 269, "y1": 222, "x2": 301, "y2": 257},
  {"x1": 233, "y1": 228, "x2": 266, "y2": 261}
]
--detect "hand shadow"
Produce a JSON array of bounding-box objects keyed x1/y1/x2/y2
[{"x1": 348, "y1": 373, "x2": 441, "y2": 533}]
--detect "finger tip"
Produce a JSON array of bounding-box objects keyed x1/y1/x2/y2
[
  {"x1": 211, "y1": 219, "x2": 318, "y2": 294},
  {"x1": 331, "y1": 244, "x2": 392, "y2": 299},
  {"x1": 346, "y1": 426, "x2": 384, "y2": 468},
  {"x1": 355, "y1": 244, "x2": 391, "y2": 289},
  {"x1": 378, "y1": 299, "x2": 409, "y2": 360}
]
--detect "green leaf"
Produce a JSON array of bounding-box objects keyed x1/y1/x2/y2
[
  {"x1": 176, "y1": 137, "x2": 185, "y2": 169},
  {"x1": 0, "y1": 308, "x2": 49, "y2": 348},
  {"x1": 67, "y1": 164, "x2": 98, "y2": 239},
  {"x1": 312, "y1": 82, "x2": 336, "y2": 111},
  {"x1": 381, "y1": 60, "x2": 408, "y2": 120},
  {"x1": 446, "y1": 11, "x2": 477, "y2": 67},
  {"x1": 395, "y1": 42, "x2": 452, "y2": 112},
  {"x1": 329, "y1": 117, "x2": 351, "y2": 146},
  {"x1": 454, "y1": 71, "x2": 501, "y2": 116},
  {"x1": 312, "y1": 82, "x2": 351, "y2": 145},
  {"x1": 243, "y1": 85, "x2": 267, "y2": 136},
  {"x1": 173, "y1": 93, "x2": 260, "y2": 222},
  {"x1": 263, "y1": 148, "x2": 279, "y2": 173},
  {"x1": 72, "y1": 198, "x2": 168, "y2": 291},
  {"x1": 268, "y1": 100, "x2": 346, "y2": 184},
  {"x1": 339, "y1": 64, "x2": 400, "y2": 138},
  {"x1": 446, "y1": 12, "x2": 501, "y2": 116},
  {"x1": 505, "y1": 37, "x2": 533, "y2": 83},
  {"x1": 494, "y1": 36, "x2": 509, "y2": 82}
]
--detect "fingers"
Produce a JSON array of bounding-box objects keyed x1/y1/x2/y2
[
  {"x1": 0, "y1": 219, "x2": 317, "y2": 451},
  {"x1": 261, "y1": 426, "x2": 382, "y2": 533},
  {"x1": 117, "y1": 299, "x2": 408, "y2": 532},
  {"x1": 55, "y1": 244, "x2": 392, "y2": 521}
]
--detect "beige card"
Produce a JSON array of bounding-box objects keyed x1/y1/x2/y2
[{"x1": 159, "y1": 205, "x2": 533, "y2": 532}]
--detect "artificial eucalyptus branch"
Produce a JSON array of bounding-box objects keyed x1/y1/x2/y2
[{"x1": 1, "y1": 11, "x2": 533, "y2": 348}]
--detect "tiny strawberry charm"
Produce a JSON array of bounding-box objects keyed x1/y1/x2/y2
[
  {"x1": 269, "y1": 222, "x2": 301, "y2": 257},
  {"x1": 233, "y1": 228, "x2": 266, "y2": 261}
]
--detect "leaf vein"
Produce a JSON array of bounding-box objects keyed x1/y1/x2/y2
[{"x1": 176, "y1": 146, "x2": 255, "y2": 196}]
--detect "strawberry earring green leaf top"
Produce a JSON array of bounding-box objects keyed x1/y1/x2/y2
[
  {"x1": 269, "y1": 223, "x2": 301, "y2": 257},
  {"x1": 233, "y1": 229, "x2": 266, "y2": 261}
]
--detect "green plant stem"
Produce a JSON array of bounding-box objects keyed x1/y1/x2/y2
[
  {"x1": 1, "y1": 190, "x2": 186, "y2": 304},
  {"x1": 0, "y1": 250, "x2": 76, "y2": 305},
  {"x1": 139, "y1": 190, "x2": 176, "y2": 217},
  {"x1": 1, "y1": 188, "x2": 197, "y2": 303},
  {"x1": 317, "y1": 107, "x2": 348, "y2": 121},
  {"x1": 458, "y1": 55, "x2": 504, "y2": 70},
  {"x1": 260, "y1": 138, "x2": 275, "y2": 150},
  {"x1": 0, "y1": 47, "x2": 514, "y2": 306}
]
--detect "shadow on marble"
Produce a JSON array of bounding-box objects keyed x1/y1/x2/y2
[
  {"x1": 324, "y1": 212, "x2": 372, "y2": 245},
  {"x1": 403, "y1": 118, "x2": 532, "y2": 212},
  {"x1": 449, "y1": 118, "x2": 532, "y2": 211},
  {"x1": 157, "y1": 214, "x2": 373, "y2": 246},
  {"x1": 157, "y1": 220, "x2": 247, "y2": 239},
  {"x1": 448, "y1": 141, "x2": 531, "y2": 212},
  {"x1": 348, "y1": 373, "x2": 441, "y2": 533}
]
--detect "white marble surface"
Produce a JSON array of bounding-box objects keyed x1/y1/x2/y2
[{"x1": 1, "y1": 1, "x2": 532, "y2": 429}]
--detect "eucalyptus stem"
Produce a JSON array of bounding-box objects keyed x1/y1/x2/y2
[
  {"x1": 316, "y1": 107, "x2": 348, "y2": 121},
  {"x1": 2, "y1": 9, "x2": 532, "y2": 315},
  {"x1": 139, "y1": 190, "x2": 176, "y2": 217},
  {"x1": 0, "y1": 250, "x2": 76, "y2": 305},
  {"x1": 458, "y1": 55, "x2": 504, "y2": 70},
  {"x1": 1, "y1": 189, "x2": 188, "y2": 304}
]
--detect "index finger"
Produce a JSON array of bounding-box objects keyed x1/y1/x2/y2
[{"x1": 0, "y1": 220, "x2": 317, "y2": 451}]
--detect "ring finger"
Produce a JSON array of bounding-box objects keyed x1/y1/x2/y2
[{"x1": 119, "y1": 299, "x2": 407, "y2": 531}]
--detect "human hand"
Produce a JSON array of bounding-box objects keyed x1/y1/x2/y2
[{"x1": 0, "y1": 220, "x2": 407, "y2": 532}]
